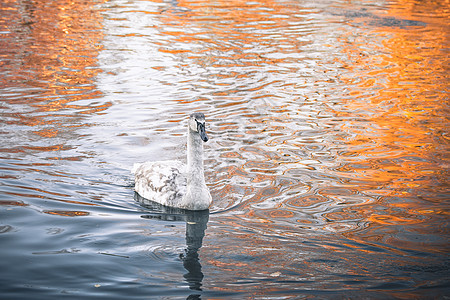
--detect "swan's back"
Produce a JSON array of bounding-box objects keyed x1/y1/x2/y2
[{"x1": 133, "y1": 161, "x2": 186, "y2": 207}]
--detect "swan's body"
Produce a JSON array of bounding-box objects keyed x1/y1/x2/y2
[{"x1": 133, "y1": 113, "x2": 212, "y2": 210}]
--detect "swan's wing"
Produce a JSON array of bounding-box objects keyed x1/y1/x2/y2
[{"x1": 133, "y1": 161, "x2": 186, "y2": 207}]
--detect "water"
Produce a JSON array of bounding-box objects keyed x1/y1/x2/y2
[{"x1": 0, "y1": 0, "x2": 448, "y2": 298}]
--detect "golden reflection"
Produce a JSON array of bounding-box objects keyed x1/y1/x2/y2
[
  {"x1": 33, "y1": 128, "x2": 59, "y2": 138},
  {"x1": 334, "y1": 3, "x2": 448, "y2": 188},
  {"x1": 0, "y1": 0, "x2": 109, "y2": 149},
  {"x1": 269, "y1": 209, "x2": 294, "y2": 218},
  {"x1": 287, "y1": 195, "x2": 327, "y2": 208},
  {"x1": 330, "y1": 0, "x2": 449, "y2": 252},
  {"x1": 158, "y1": 0, "x2": 301, "y2": 73},
  {"x1": 44, "y1": 210, "x2": 89, "y2": 217},
  {"x1": 0, "y1": 200, "x2": 29, "y2": 207}
]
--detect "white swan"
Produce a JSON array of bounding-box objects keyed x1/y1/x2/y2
[{"x1": 133, "y1": 113, "x2": 212, "y2": 210}]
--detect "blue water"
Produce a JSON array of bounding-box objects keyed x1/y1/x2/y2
[{"x1": 0, "y1": 0, "x2": 448, "y2": 298}]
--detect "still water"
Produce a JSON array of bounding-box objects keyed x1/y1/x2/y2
[{"x1": 0, "y1": 0, "x2": 448, "y2": 298}]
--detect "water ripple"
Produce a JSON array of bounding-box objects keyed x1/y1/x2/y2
[{"x1": 1, "y1": 0, "x2": 448, "y2": 298}]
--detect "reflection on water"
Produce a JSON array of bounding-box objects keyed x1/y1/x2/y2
[
  {"x1": 138, "y1": 194, "x2": 209, "y2": 295},
  {"x1": 0, "y1": 0, "x2": 449, "y2": 298}
]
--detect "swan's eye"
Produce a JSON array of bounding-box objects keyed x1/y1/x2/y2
[{"x1": 195, "y1": 119, "x2": 205, "y2": 128}]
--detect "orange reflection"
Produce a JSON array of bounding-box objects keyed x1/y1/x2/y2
[
  {"x1": 334, "y1": 2, "x2": 448, "y2": 191},
  {"x1": 44, "y1": 210, "x2": 89, "y2": 217},
  {"x1": 0, "y1": 0, "x2": 110, "y2": 146},
  {"x1": 331, "y1": 1, "x2": 449, "y2": 252},
  {"x1": 158, "y1": 0, "x2": 303, "y2": 75},
  {"x1": 0, "y1": 200, "x2": 29, "y2": 207}
]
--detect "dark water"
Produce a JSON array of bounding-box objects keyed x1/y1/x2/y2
[{"x1": 0, "y1": 0, "x2": 449, "y2": 298}]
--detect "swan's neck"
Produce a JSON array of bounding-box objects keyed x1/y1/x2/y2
[
  {"x1": 187, "y1": 129, "x2": 205, "y2": 185},
  {"x1": 183, "y1": 128, "x2": 211, "y2": 210}
]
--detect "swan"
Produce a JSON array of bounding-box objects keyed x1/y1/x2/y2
[{"x1": 133, "y1": 113, "x2": 212, "y2": 210}]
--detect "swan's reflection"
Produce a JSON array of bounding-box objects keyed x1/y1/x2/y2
[
  {"x1": 181, "y1": 209, "x2": 209, "y2": 291},
  {"x1": 136, "y1": 193, "x2": 209, "y2": 294}
]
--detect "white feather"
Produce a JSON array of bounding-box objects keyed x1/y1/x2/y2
[{"x1": 133, "y1": 161, "x2": 187, "y2": 208}]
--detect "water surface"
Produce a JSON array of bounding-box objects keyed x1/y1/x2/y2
[{"x1": 0, "y1": 0, "x2": 448, "y2": 298}]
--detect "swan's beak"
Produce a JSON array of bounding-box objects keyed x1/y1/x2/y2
[{"x1": 197, "y1": 122, "x2": 208, "y2": 142}]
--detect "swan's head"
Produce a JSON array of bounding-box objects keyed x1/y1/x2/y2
[{"x1": 189, "y1": 113, "x2": 208, "y2": 142}]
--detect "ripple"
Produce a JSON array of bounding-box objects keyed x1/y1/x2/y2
[
  {"x1": 1, "y1": 0, "x2": 448, "y2": 298},
  {"x1": 268, "y1": 209, "x2": 295, "y2": 218},
  {"x1": 286, "y1": 195, "x2": 328, "y2": 209},
  {"x1": 0, "y1": 225, "x2": 14, "y2": 234},
  {"x1": 147, "y1": 244, "x2": 186, "y2": 262}
]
